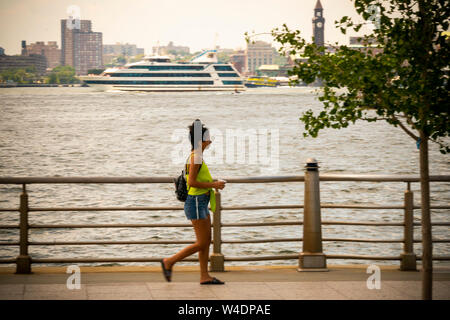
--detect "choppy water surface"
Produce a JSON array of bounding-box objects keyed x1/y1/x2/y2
[{"x1": 0, "y1": 87, "x2": 449, "y2": 267}]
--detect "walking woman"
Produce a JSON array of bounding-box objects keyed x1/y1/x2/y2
[{"x1": 161, "y1": 119, "x2": 226, "y2": 285}]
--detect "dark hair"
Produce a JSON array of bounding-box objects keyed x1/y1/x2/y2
[{"x1": 188, "y1": 119, "x2": 209, "y2": 150}]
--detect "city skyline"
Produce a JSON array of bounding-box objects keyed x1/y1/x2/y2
[{"x1": 0, "y1": 0, "x2": 377, "y2": 55}]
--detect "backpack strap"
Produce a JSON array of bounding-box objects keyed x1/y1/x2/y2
[{"x1": 185, "y1": 151, "x2": 203, "y2": 176}]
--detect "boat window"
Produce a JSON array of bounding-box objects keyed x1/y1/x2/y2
[
  {"x1": 222, "y1": 80, "x2": 243, "y2": 85},
  {"x1": 84, "y1": 80, "x2": 214, "y2": 85},
  {"x1": 218, "y1": 73, "x2": 239, "y2": 77},
  {"x1": 105, "y1": 73, "x2": 211, "y2": 78},
  {"x1": 214, "y1": 65, "x2": 234, "y2": 71},
  {"x1": 129, "y1": 65, "x2": 204, "y2": 70}
]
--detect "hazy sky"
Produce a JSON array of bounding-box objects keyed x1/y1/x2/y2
[{"x1": 0, "y1": 0, "x2": 376, "y2": 55}]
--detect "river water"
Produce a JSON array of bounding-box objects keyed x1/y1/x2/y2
[{"x1": 0, "y1": 87, "x2": 449, "y2": 267}]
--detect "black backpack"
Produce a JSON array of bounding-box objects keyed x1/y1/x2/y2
[{"x1": 173, "y1": 155, "x2": 202, "y2": 202}]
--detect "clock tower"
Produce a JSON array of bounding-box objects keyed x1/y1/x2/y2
[{"x1": 312, "y1": 0, "x2": 325, "y2": 47}]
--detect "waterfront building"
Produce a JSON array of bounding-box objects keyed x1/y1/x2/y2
[
  {"x1": 245, "y1": 41, "x2": 275, "y2": 74},
  {"x1": 152, "y1": 41, "x2": 190, "y2": 56},
  {"x1": 348, "y1": 36, "x2": 383, "y2": 55},
  {"x1": 0, "y1": 49, "x2": 47, "y2": 75},
  {"x1": 103, "y1": 43, "x2": 144, "y2": 56},
  {"x1": 349, "y1": 36, "x2": 377, "y2": 46},
  {"x1": 256, "y1": 65, "x2": 281, "y2": 77},
  {"x1": 230, "y1": 50, "x2": 245, "y2": 75},
  {"x1": 102, "y1": 54, "x2": 117, "y2": 66},
  {"x1": 61, "y1": 19, "x2": 103, "y2": 75},
  {"x1": 0, "y1": 47, "x2": 4, "y2": 55},
  {"x1": 24, "y1": 41, "x2": 61, "y2": 69}
]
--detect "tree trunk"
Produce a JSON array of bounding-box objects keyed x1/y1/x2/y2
[{"x1": 419, "y1": 130, "x2": 432, "y2": 300}]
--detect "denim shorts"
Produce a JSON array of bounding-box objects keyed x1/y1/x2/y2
[{"x1": 184, "y1": 193, "x2": 210, "y2": 220}]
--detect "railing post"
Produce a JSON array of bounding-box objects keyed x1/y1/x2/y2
[
  {"x1": 298, "y1": 158, "x2": 328, "y2": 271},
  {"x1": 400, "y1": 182, "x2": 417, "y2": 271},
  {"x1": 210, "y1": 190, "x2": 224, "y2": 272},
  {"x1": 16, "y1": 184, "x2": 31, "y2": 274}
]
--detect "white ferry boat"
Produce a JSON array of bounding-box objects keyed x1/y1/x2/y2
[{"x1": 79, "y1": 50, "x2": 245, "y2": 92}]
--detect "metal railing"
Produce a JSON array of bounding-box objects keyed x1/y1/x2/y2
[{"x1": 0, "y1": 159, "x2": 449, "y2": 273}]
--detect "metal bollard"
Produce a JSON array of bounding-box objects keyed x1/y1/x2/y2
[
  {"x1": 16, "y1": 184, "x2": 32, "y2": 274},
  {"x1": 298, "y1": 158, "x2": 328, "y2": 271},
  {"x1": 400, "y1": 183, "x2": 417, "y2": 271},
  {"x1": 210, "y1": 190, "x2": 224, "y2": 272}
]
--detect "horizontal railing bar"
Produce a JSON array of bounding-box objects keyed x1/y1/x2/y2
[
  {"x1": 416, "y1": 256, "x2": 450, "y2": 261},
  {"x1": 414, "y1": 206, "x2": 450, "y2": 210},
  {"x1": 222, "y1": 238, "x2": 450, "y2": 244},
  {"x1": 224, "y1": 255, "x2": 298, "y2": 261},
  {"x1": 0, "y1": 177, "x2": 175, "y2": 184},
  {"x1": 1, "y1": 205, "x2": 448, "y2": 213},
  {"x1": 222, "y1": 238, "x2": 405, "y2": 244},
  {"x1": 223, "y1": 254, "x2": 449, "y2": 261},
  {"x1": 326, "y1": 254, "x2": 400, "y2": 260},
  {"x1": 0, "y1": 209, "x2": 18, "y2": 212},
  {"x1": 222, "y1": 205, "x2": 303, "y2": 210},
  {"x1": 414, "y1": 222, "x2": 450, "y2": 226},
  {"x1": 28, "y1": 240, "x2": 197, "y2": 245},
  {"x1": 222, "y1": 221, "x2": 302, "y2": 227},
  {"x1": 223, "y1": 221, "x2": 405, "y2": 227},
  {"x1": 323, "y1": 221, "x2": 403, "y2": 226},
  {"x1": 323, "y1": 238, "x2": 403, "y2": 243},
  {"x1": 20, "y1": 205, "x2": 450, "y2": 212},
  {"x1": 2, "y1": 256, "x2": 449, "y2": 265},
  {"x1": 223, "y1": 238, "x2": 302, "y2": 244},
  {"x1": 322, "y1": 205, "x2": 404, "y2": 209},
  {"x1": 319, "y1": 175, "x2": 450, "y2": 182},
  {"x1": 2, "y1": 221, "x2": 446, "y2": 229},
  {"x1": 413, "y1": 239, "x2": 450, "y2": 243},
  {"x1": 0, "y1": 175, "x2": 449, "y2": 185},
  {"x1": 0, "y1": 259, "x2": 17, "y2": 264},
  {"x1": 28, "y1": 223, "x2": 193, "y2": 228},
  {"x1": 29, "y1": 206, "x2": 184, "y2": 212},
  {"x1": 25, "y1": 221, "x2": 404, "y2": 229},
  {"x1": 31, "y1": 257, "x2": 201, "y2": 263},
  {"x1": 2, "y1": 238, "x2": 447, "y2": 246},
  {"x1": 224, "y1": 204, "x2": 450, "y2": 211}
]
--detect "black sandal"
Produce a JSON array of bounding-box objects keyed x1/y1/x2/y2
[
  {"x1": 160, "y1": 259, "x2": 172, "y2": 282},
  {"x1": 200, "y1": 277, "x2": 225, "y2": 285}
]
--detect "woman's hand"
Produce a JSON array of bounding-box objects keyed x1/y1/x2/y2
[{"x1": 213, "y1": 180, "x2": 226, "y2": 190}]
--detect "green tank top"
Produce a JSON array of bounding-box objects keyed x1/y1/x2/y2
[{"x1": 185, "y1": 152, "x2": 216, "y2": 212}]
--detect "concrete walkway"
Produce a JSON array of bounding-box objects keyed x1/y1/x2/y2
[{"x1": 0, "y1": 265, "x2": 449, "y2": 300}]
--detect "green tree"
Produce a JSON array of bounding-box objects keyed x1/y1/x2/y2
[
  {"x1": 46, "y1": 65, "x2": 78, "y2": 84},
  {"x1": 46, "y1": 72, "x2": 59, "y2": 84},
  {"x1": 0, "y1": 67, "x2": 37, "y2": 83},
  {"x1": 87, "y1": 68, "x2": 105, "y2": 75},
  {"x1": 268, "y1": 0, "x2": 449, "y2": 300}
]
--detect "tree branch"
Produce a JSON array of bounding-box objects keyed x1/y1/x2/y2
[{"x1": 391, "y1": 114, "x2": 419, "y2": 141}]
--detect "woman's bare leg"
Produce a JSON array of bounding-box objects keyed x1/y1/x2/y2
[
  {"x1": 163, "y1": 215, "x2": 213, "y2": 282},
  {"x1": 195, "y1": 215, "x2": 212, "y2": 282}
]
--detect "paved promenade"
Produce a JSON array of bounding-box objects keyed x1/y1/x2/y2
[{"x1": 0, "y1": 265, "x2": 449, "y2": 300}]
